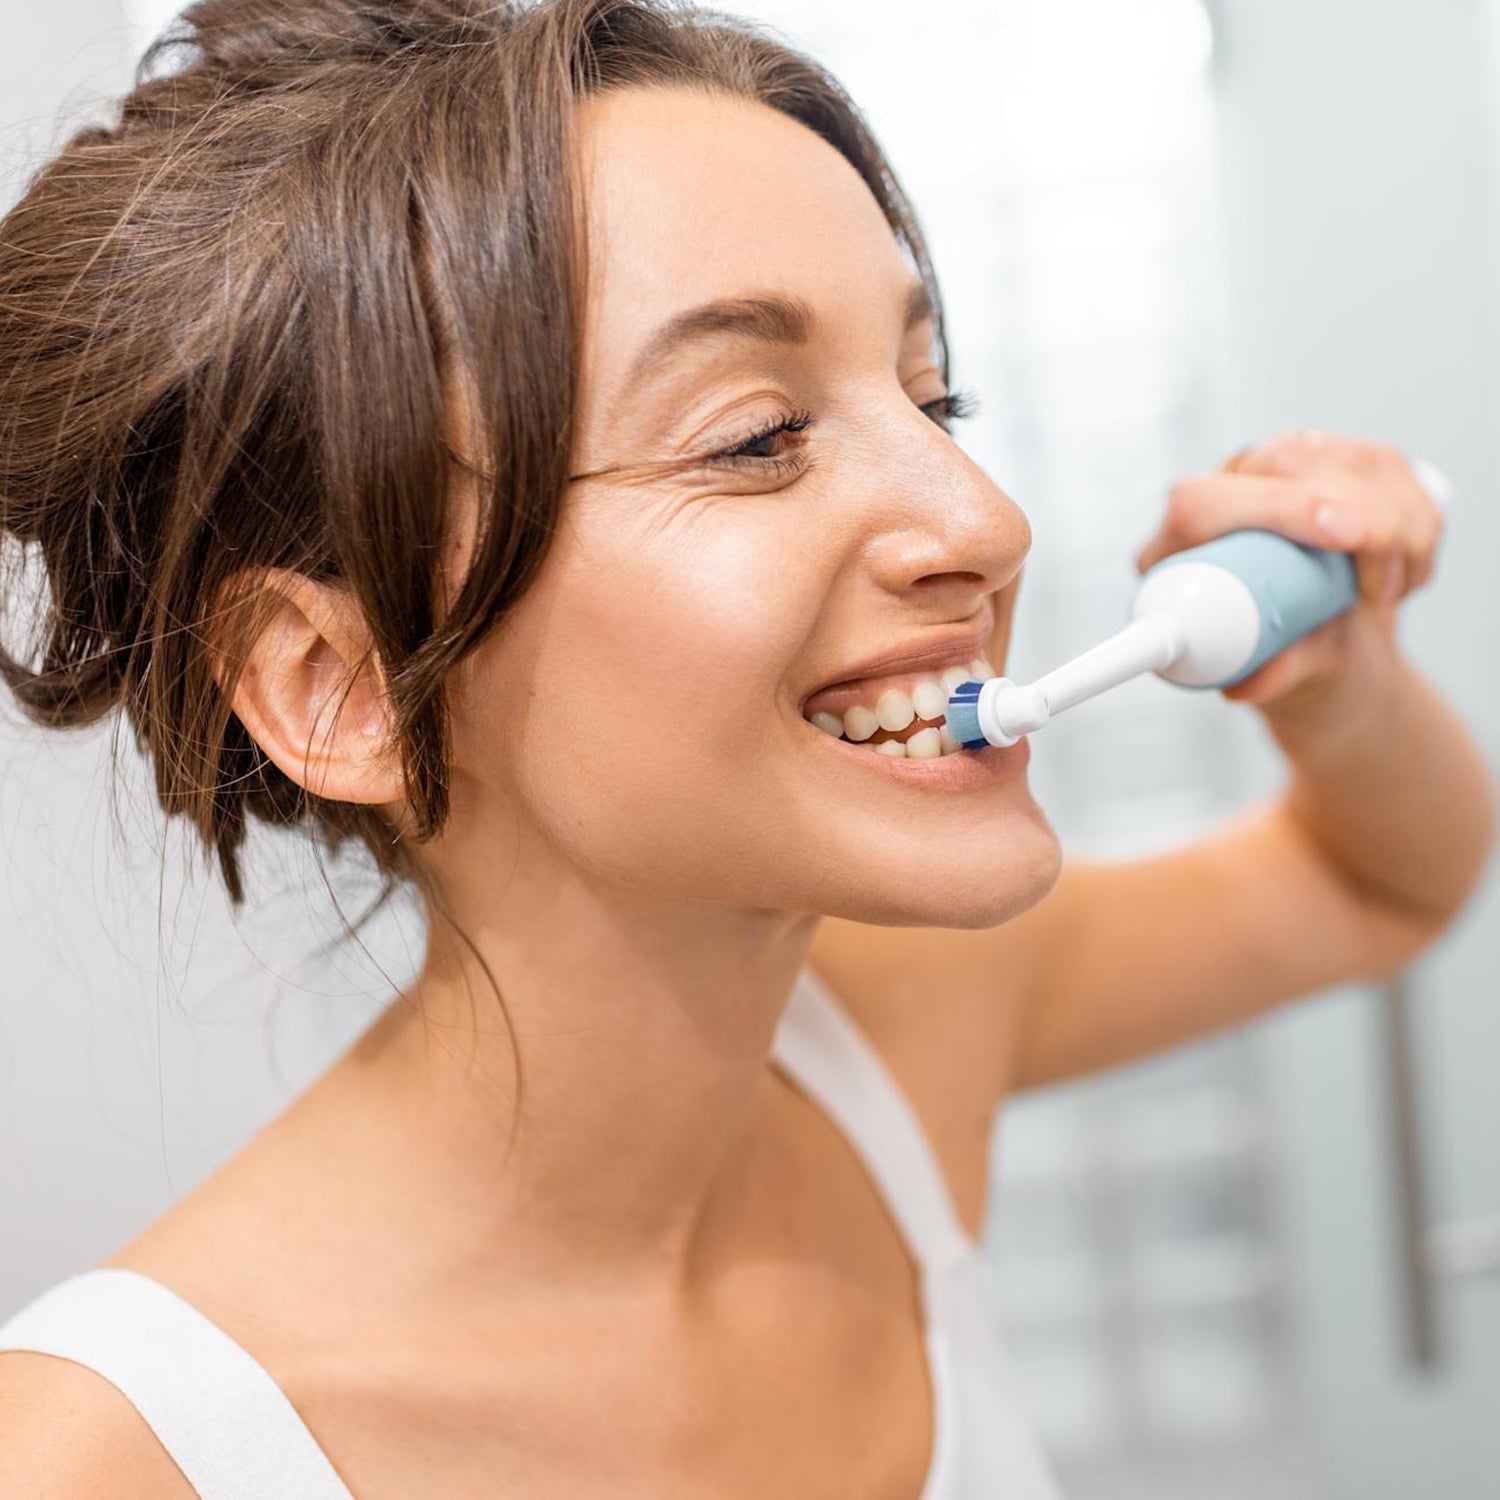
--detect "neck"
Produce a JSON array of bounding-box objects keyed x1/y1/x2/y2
[{"x1": 328, "y1": 846, "x2": 821, "y2": 1305}]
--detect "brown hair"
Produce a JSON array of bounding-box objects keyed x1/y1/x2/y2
[{"x1": 0, "y1": 0, "x2": 948, "y2": 935}]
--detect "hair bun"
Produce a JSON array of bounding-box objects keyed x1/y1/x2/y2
[{"x1": 143, "y1": 0, "x2": 506, "y2": 86}]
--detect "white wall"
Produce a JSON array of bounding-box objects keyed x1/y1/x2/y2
[{"x1": 0, "y1": 1, "x2": 132, "y2": 200}]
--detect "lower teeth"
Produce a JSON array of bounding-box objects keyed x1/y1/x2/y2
[
  {"x1": 806, "y1": 713, "x2": 966, "y2": 757},
  {"x1": 840, "y1": 724, "x2": 962, "y2": 758}
]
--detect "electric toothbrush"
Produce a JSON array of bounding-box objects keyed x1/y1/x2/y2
[{"x1": 944, "y1": 458, "x2": 1452, "y2": 750}]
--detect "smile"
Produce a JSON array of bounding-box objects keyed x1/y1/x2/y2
[{"x1": 800, "y1": 655, "x2": 997, "y2": 759}]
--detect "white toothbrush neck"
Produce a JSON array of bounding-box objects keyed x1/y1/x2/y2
[
  {"x1": 979, "y1": 460, "x2": 1452, "y2": 743},
  {"x1": 987, "y1": 614, "x2": 1185, "y2": 740},
  {"x1": 1028, "y1": 614, "x2": 1184, "y2": 715}
]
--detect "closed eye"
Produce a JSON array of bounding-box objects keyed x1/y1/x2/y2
[{"x1": 706, "y1": 384, "x2": 981, "y2": 474}]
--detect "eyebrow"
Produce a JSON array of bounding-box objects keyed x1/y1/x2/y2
[{"x1": 621, "y1": 278, "x2": 935, "y2": 392}]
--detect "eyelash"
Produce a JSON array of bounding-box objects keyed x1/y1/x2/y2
[{"x1": 705, "y1": 385, "x2": 981, "y2": 476}]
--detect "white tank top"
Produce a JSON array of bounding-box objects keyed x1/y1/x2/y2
[{"x1": 0, "y1": 966, "x2": 1065, "y2": 1499}]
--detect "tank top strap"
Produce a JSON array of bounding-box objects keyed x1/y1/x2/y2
[
  {"x1": 0, "y1": 1267, "x2": 355, "y2": 1500},
  {"x1": 771, "y1": 966, "x2": 976, "y2": 1278}
]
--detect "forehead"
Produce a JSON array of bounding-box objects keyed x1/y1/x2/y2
[{"x1": 571, "y1": 86, "x2": 915, "y2": 378}]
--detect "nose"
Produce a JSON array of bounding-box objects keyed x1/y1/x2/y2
[{"x1": 857, "y1": 399, "x2": 1032, "y2": 605}]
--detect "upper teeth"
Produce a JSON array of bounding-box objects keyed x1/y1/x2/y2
[
  {"x1": 805, "y1": 657, "x2": 996, "y2": 757},
  {"x1": 874, "y1": 688, "x2": 916, "y2": 732},
  {"x1": 838, "y1": 705, "x2": 880, "y2": 741}
]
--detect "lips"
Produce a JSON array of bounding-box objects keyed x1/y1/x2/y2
[{"x1": 798, "y1": 624, "x2": 992, "y2": 721}]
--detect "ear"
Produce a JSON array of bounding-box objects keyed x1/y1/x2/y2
[{"x1": 209, "y1": 568, "x2": 404, "y2": 808}]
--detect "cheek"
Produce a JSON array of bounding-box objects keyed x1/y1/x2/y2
[
  {"x1": 458, "y1": 518, "x2": 817, "y2": 877},
  {"x1": 572, "y1": 534, "x2": 784, "y2": 716},
  {"x1": 987, "y1": 573, "x2": 1023, "y2": 672}
]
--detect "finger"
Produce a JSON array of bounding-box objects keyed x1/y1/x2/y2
[
  {"x1": 1220, "y1": 655, "x2": 1291, "y2": 705},
  {"x1": 1368, "y1": 489, "x2": 1434, "y2": 600},
  {"x1": 1233, "y1": 432, "x2": 1386, "y2": 482},
  {"x1": 1375, "y1": 551, "x2": 1407, "y2": 605},
  {"x1": 1138, "y1": 472, "x2": 1363, "y2": 572},
  {"x1": 1224, "y1": 437, "x2": 1437, "y2": 605},
  {"x1": 1401, "y1": 485, "x2": 1445, "y2": 594},
  {"x1": 1220, "y1": 616, "x2": 1348, "y2": 705},
  {"x1": 1396, "y1": 531, "x2": 1430, "y2": 598},
  {"x1": 1353, "y1": 449, "x2": 1440, "y2": 603}
]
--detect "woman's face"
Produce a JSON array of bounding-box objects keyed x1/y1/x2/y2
[{"x1": 442, "y1": 86, "x2": 1060, "y2": 930}]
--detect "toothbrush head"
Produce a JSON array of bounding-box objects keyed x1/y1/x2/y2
[{"x1": 943, "y1": 680, "x2": 990, "y2": 749}]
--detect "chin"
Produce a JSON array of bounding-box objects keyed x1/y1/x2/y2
[{"x1": 822, "y1": 806, "x2": 1063, "y2": 930}]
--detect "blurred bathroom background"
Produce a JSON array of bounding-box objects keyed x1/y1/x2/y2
[{"x1": 2, "y1": 2, "x2": 1498, "y2": 1496}]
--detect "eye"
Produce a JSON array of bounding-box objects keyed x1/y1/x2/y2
[
  {"x1": 922, "y1": 385, "x2": 980, "y2": 431},
  {"x1": 703, "y1": 385, "x2": 981, "y2": 476},
  {"x1": 706, "y1": 408, "x2": 816, "y2": 473}
]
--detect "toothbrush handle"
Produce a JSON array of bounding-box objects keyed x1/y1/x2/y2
[
  {"x1": 1138, "y1": 528, "x2": 1360, "y2": 690},
  {"x1": 1136, "y1": 457, "x2": 1452, "y2": 690}
]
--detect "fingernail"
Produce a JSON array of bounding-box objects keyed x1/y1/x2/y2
[
  {"x1": 1383, "y1": 556, "x2": 1406, "y2": 601},
  {"x1": 1315, "y1": 503, "x2": 1366, "y2": 547}
]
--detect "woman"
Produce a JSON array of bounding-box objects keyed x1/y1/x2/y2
[{"x1": 0, "y1": 1, "x2": 1492, "y2": 1496}]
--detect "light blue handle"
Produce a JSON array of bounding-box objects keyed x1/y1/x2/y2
[{"x1": 1144, "y1": 527, "x2": 1361, "y2": 688}]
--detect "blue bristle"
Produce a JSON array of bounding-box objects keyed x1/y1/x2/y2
[{"x1": 944, "y1": 680, "x2": 988, "y2": 749}]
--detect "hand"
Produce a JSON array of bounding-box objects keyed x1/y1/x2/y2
[{"x1": 1132, "y1": 430, "x2": 1447, "y2": 717}]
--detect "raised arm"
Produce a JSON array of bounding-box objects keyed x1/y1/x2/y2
[
  {"x1": 812, "y1": 433, "x2": 1496, "y2": 1108},
  {"x1": 1010, "y1": 432, "x2": 1497, "y2": 1088}
]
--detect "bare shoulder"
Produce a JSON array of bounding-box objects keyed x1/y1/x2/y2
[{"x1": 0, "y1": 1348, "x2": 197, "y2": 1499}]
